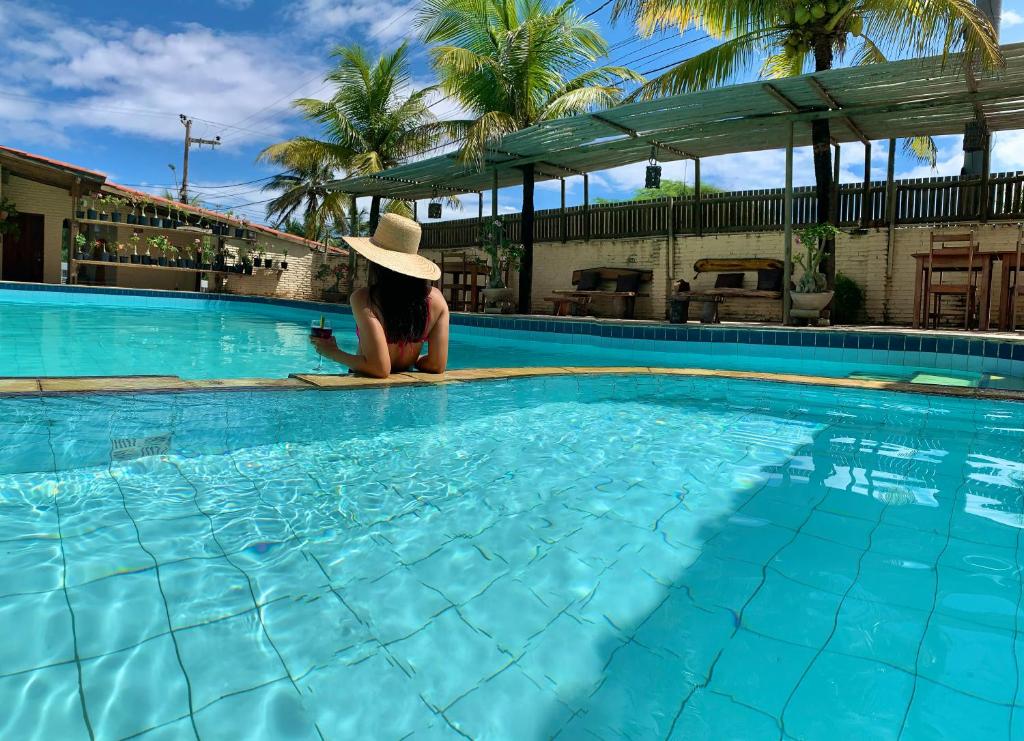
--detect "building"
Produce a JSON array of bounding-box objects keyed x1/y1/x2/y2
[{"x1": 0, "y1": 145, "x2": 349, "y2": 302}]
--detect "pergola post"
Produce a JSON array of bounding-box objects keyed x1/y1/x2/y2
[
  {"x1": 348, "y1": 194, "x2": 359, "y2": 292},
  {"x1": 491, "y1": 170, "x2": 498, "y2": 219},
  {"x1": 980, "y1": 136, "x2": 992, "y2": 222},
  {"x1": 583, "y1": 174, "x2": 590, "y2": 242},
  {"x1": 413, "y1": 200, "x2": 418, "y2": 222},
  {"x1": 861, "y1": 142, "x2": 872, "y2": 227},
  {"x1": 519, "y1": 163, "x2": 535, "y2": 313},
  {"x1": 477, "y1": 192, "x2": 483, "y2": 245},
  {"x1": 832, "y1": 144, "x2": 841, "y2": 225},
  {"x1": 885, "y1": 137, "x2": 897, "y2": 278},
  {"x1": 560, "y1": 178, "x2": 567, "y2": 243},
  {"x1": 693, "y1": 158, "x2": 702, "y2": 236},
  {"x1": 783, "y1": 122, "x2": 794, "y2": 326}
]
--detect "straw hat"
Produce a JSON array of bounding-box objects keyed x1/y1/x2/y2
[{"x1": 343, "y1": 213, "x2": 440, "y2": 281}]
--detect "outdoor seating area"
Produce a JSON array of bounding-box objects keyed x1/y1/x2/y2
[
  {"x1": 546, "y1": 266, "x2": 652, "y2": 318},
  {"x1": 912, "y1": 228, "x2": 1024, "y2": 331},
  {"x1": 673, "y1": 258, "x2": 785, "y2": 323}
]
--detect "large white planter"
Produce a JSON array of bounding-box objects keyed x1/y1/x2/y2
[{"x1": 790, "y1": 290, "x2": 834, "y2": 313}]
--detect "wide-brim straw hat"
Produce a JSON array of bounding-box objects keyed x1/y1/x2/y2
[{"x1": 343, "y1": 213, "x2": 440, "y2": 281}]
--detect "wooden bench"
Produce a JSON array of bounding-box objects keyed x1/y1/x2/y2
[
  {"x1": 547, "y1": 267, "x2": 653, "y2": 319},
  {"x1": 673, "y1": 258, "x2": 784, "y2": 323}
]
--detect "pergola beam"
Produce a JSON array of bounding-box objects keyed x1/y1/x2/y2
[
  {"x1": 762, "y1": 82, "x2": 804, "y2": 113},
  {"x1": 591, "y1": 113, "x2": 696, "y2": 159},
  {"x1": 806, "y1": 77, "x2": 870, "y2": 144}
]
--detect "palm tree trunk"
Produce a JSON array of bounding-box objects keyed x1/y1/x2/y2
[
  {"x1": 369, "y1": 196, "x2": 382, "y2": 233},
  {"x1": 518, "y1": 163, "x2": 535, "y2": 314},
  {"x1": 812, "y1": 40, "x2": 836, "y2": 288},
  {"x1": 348, "y1": 198, "x2": 359, "y2": 293}
]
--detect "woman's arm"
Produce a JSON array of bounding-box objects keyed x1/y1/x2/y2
[
  {"x1": 311, "y1": 289, "x2": 391, "y2": 378},
  {"x1": 416, "y1": 288, "x2": 450, "y2": 374}
]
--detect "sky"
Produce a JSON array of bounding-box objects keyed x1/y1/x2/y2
[{"x1": 2, "y1": 0, "x2": 1024, "y2": 226}]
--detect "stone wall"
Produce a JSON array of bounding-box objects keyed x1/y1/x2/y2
[{"x1": 427, "y1": 222, "x2": 1023, "y2": 325}]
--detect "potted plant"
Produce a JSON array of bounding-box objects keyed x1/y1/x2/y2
[
  {"x1": 108, "y1": 196, "x2": 125, "y2": 223},
  {"x1": 281, "y1": 248, "x2": 289, "y2": 270},
  {"x1": 791, "y1": 223, "x2": 839, "y2": 322},
  {"x1": 125, "y1": 196, "x2": 138, "y2": 225},
  {"x1": 241, "y1": 247, "x2": 253, "y2": 275},
  {"x1": 148, "y1": 235, "x2": 170, "y2": 266},
  {"x1": 97, "y1": 197, "x2": 109, "y2": 222},
  {"x1": 86, "y1": 196, "x2": 98, "y2": 221},
  {"x1": 114, "y1": 242, "x2": 128, "y2": 263},
  {"x1": 480, "y1": 218, "x2": 523, "y2": 313},
  {"x1": 129, "y1": 234, "x2": 142, "y2": 264},
  {"x1": 167, "y1": 244, "x2": 180, "y2": 267},
  {"x1": 74, "y1": 232, "x2": 88, "y2": 260},
  {"x1": 76, "y1": 197, "x2": 87, "y2": 220},
  {"x1": 200, "y1": 236, "x2": 214, "y2": 270}
]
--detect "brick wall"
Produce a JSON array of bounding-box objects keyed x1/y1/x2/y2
[{"x1": 428, "y1": 222, "x2": 1024, "y2": 325}]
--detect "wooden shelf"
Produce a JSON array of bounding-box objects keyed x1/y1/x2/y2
[
  {"x1": 75, "y1": 218, "x2": 254, "y2": 240},
  {"x1": 72, "y1": 259, "x2": 228, "y2": 274}
]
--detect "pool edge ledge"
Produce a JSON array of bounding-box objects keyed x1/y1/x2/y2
[{"x1": 3, "y1": 367, "x2": 1023, "y2": 402}]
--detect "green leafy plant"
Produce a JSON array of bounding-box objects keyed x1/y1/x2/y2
[
  {"x1": 129, "y1": 234, "x2": 141, "y2": 254},
  {"x1": 480, "y1": 218, "x2": 523, "y2": 289},
  {"x1": 148, "y1": 235, "x2": 171, "y2": 255},
  {"x1": 833, "y1": 272, "x2": 866, "y2": 323},
  {"x1": 0, "y1": 196, "x2": 20, "y2": 238},
  {"x1": 316, "y1": 261, "x2": 348, "y2": 292},
  {"x1": 793, "y1": 223, "x2": 838, "y2": 293}
]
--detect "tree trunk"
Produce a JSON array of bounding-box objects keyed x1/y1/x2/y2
[
  {"x1": 518, "y1": 163, "x2": 535, "y2": 314},
  {"x1": 348, "y1": 198, "x2": 359, "y2": 293},
  {"x1": 813, "y1": 39, "x2": 836, "y2": 288},
  {"x1": 369, "y1": 196, "x2": 382, "y2": 233}
]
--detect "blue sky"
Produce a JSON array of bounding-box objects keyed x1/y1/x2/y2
[{"x1": 2, "y1": 0, "x2": 1023, "y2": 224}]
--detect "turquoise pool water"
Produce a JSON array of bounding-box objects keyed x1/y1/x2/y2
[
  {"x1": 0, "y1": 289, "x2": 1010, "y2": 385},
  {"x1": 1, "y1": 375, "x2": 1022, "y2": 738}
]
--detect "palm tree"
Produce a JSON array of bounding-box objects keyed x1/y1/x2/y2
[
  {"x1": 611, "y1": 0, "x2": 1001, "y2": 284},
  {"x1": 418, "y1": 0, "x2": 644, "y2": 311},
  {"x1": 256, "y1": 145, "x2": 349, "y2": 242},
  {"x1": 261, "y1": 42, "x2": 444, "y2": 235}
]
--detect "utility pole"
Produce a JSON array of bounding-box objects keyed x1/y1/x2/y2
[{"x1": 179, "y1": 115, "x2": 221, "y2": 203}]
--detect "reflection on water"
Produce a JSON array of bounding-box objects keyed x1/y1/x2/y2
[{"x1": 0, "y1": 376, "x2": 1022, "y2": 738}]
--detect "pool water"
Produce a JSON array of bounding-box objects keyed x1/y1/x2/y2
[
  {"x1": 1, "y1": 375, "x2": 1022, "y2": 738},
  {"x1": 0, "y1": 292, "x2": 1001, "y2": 385}
]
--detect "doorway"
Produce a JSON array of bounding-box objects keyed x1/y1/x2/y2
[{"x1": 1, "y1": 213, "x2": 45, "y2": 282}]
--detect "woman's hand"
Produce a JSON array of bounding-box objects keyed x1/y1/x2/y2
[{"x1": 310, "y1": 335, "x2": 338, "y2": 358}]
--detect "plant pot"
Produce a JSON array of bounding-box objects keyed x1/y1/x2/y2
[
  {"x1": 245, "y1": 230, "x2": 255, "y2": 240},
  {"x1": 281, "y1": 261, "x2": 288, "y2": 270},
  {"x1": 126, "y1": 214, "x2": 137, "y2": 225},
  {"x1": 75, "y1": 251, "x2": 86, "y2": 261},
  {"x1": 184, "y1": 259, "x2": 194, "y2": 269},
  {"x1": 118, "y1": 255, "x2": 128, "y2": 263},
  {"x1": 158, "y1": 257, "x2": 168, "y2": 267},
  {"x1": 233, "y1": 228, "x2": 244, "y2": 238},
  {"x1": 251, "y1": 258, "x2": 261, "y2": 268},
  {"x1": 202, "y1": 263, "x2": 212, "y2": 271},
  {"x1": 87, "y1": 209, "x2": 98, "y2": 220},
  {"x1": 790, "y1": 291, "x2": 834, "y2": 314},
  {"x1": 163, "y1": 219, "x2": 176, "y2": 229},
  {"x1": 243, "y1": 264, "x2": 253, "y2": 275},
  {"x1": 111, "y1": 212, "x2": 122, "y2": 223},
  {"x1": 106, "y1": 253, "x2": 117, "y2": 263},
  {"x1": 264, "y1": 261, "x2": 274, "y2": 270},
  {"x1": 130, "y1": 255, "x2": 141, "y2": 264},
  {"x1": 75, "y1": 210, "x2": 85, "y2": 219},
  {"x1": 99, "y1": 213, "x2": 109, "y2": 221}
]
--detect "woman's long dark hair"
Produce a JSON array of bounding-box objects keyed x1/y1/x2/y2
[{"x1": 368, "y1": 263, "x2": 430, "y2": 344}]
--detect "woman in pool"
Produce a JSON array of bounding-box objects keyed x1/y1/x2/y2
[{"x1": 310, "y1": 213, "x2": 449, "y2": 378}]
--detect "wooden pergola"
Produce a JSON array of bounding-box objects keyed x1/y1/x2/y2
[{"x1": 329, "y1": 43, "x2": 1024, "y2": 321}]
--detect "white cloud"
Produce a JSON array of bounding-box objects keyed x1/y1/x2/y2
[
  {"x1": 0, "y1": 8, "x2": 323, "y2": 147},
  {"x1": 1002, "y1": 9, "x2": 1023, "y2": 26},
  {"x1": 217, "y1": 0, "x2": 255, "y2": 8},
  {"x1": 285, "y1": 0, "x2": 419, "y2": 44}
]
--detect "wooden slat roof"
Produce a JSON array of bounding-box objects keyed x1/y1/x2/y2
[{"x1": 329, "y1": 43, "x2": 1024, "y2": 200}]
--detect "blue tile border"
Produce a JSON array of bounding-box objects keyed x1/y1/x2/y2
[{"x1": 4, "y1": 282, "x2": 1023, "y2": 376}]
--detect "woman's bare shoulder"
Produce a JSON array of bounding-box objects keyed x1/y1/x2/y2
[
  {"x1": 428, "y1": 286, "x2": 449, "y2": 313},
  {"x1": 350, "y1": 287, "x2": 370, "y2": 308}
]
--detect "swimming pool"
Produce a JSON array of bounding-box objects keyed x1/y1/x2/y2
[
  {"x1": 3, "y1": 285, "x2": 1023, "y2": 386},
  {"x1": 1, "y1": 374, "x2": 1021, "y2": 738}
]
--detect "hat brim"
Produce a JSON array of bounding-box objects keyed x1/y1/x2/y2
[{"x1": 342, "y1": 236, "x2": 441, "y2": 281}]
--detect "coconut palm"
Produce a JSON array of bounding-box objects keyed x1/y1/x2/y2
[
  {"x1": 260, "y1": 42, "x2": 444, "y2": 234},
  {"x1": 612, "y1": 0, "x2": 1001, "y2": 283},
  {"x1": 257, "y1": 146, "x2": 350, "y2": 242},
  {"x1": 418, "y1": 0, "x2": 644, "y2": 310}
]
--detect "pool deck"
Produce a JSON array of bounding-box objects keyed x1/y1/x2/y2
[{"x1": 3, "y1": 366, "x2": 1024, "y2": 402}]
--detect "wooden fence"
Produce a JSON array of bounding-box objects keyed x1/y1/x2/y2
[{"x1": 420, "y1": 170, "x2": 1024, "y2": 249}]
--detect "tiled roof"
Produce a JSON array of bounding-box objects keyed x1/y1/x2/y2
[{"x1": 0, "y1": 144, "x2": 107, "y2": 181}]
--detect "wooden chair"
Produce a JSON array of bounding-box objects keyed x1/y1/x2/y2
[
  {"x1": 1009, "y1": 227, "x2": 1024, "y2": 331},
  {"x1": 924, "y1": 231, "x2": 978, "y2": 329}
]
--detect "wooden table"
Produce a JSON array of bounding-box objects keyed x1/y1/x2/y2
[
  {"x1": 440, "y1": 257, "x2": 488, "y2": 312},
  {"x1": 911, "y1": 251, "x2": 998, "y2": 330}
]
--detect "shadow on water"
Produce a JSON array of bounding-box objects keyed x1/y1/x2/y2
[{"x1": 534, "y1": 380, "x2": 1024, "y2": 740}]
